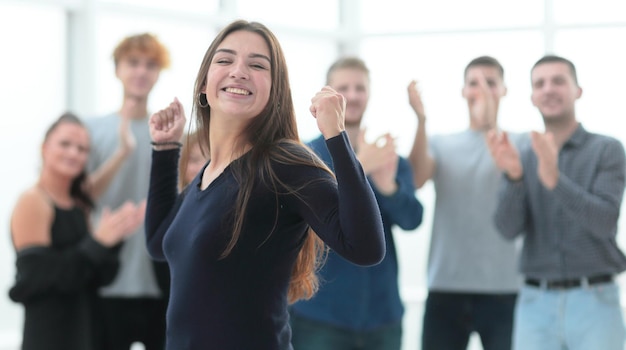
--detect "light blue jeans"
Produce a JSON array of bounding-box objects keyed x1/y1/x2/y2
[{"x1": 513, "y1": 281, "x2": 625, "y2": 350}]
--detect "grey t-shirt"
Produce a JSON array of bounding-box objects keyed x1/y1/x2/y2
[
  {"x1": 427, "y1": 129, "x2": 526, "y2": 293},
  {"x1": 86, "y1": 113, "x2": 161, "y2": 298}
]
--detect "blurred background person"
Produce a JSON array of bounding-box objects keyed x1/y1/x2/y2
[
  {"x1": 290, "y1": 57, "x2": 423, "y2": 350},
  {"x1": 408, "y1": 56, "x2": 526, "y2": 350},
  {"x1": 85, "y1": 33, "x2": 171, "y2": 350},
  {"x1": 8, "y1": 113, "x2": 144, "y2": 350},
  {"x1": 490, "y1": 55, "x2": 626, "y2": 350}
]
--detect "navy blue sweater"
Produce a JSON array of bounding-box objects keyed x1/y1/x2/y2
[{"x1": 145, "y1": 132, "x2": 385, "y2": 350}]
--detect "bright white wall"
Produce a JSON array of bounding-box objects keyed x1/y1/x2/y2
[
  {"x1": 1, "y1": 1, "x2": 626, "y2": 349},
  {"x1": 0, "y1": 4, "x2": 68, "y2": 347}
]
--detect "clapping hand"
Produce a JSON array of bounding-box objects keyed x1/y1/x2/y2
[
  {"x1": 470, "y1": 71, "x2": 497, "y2": 130},
  {"x1": 357, "y1": 129, "x2": 399, "y2": 195},
  {"x1": 486, "y1": 130, "x2": 523, "y2": 181},
  {"x1": 118, "y1": 115, "x2": 136, "y2": 156},
  {"x1": 531, "y1": 131, "x2": 559, "y2": 190},
  {"x1": 407, "y1": 80, "x2": 426, "y2": 122},
  {"x1": 94, "y1": 200, "x2": 146, "y2": 247}
]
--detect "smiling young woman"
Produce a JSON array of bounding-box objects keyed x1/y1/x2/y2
[{"x1": 144, "y1": 20, "x2": 386, "y2": 350}]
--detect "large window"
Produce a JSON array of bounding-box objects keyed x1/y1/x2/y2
[
  {"x1": 361, "y1": 0, "x2": 544, "y2": 33},
  {"x1": 0, "y1": 3, "x2": 67, "y2": 339}
]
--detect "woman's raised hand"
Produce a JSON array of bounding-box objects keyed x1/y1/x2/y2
[
  {"x1": 310, "y1": 86, "x2": 346, "y2": 140},
  {"x1": 149, "y1": 97, "x2": 187, "y2": 144}
]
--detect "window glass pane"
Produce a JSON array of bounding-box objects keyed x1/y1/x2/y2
[
  {"x1": 237, "y1": 0, "x2": 339, "y2": 31},
  {"x1": 94, "y1": 13, "x2": 217, "y2": 120},
  {"x1": 0, "y1": 4, "x2": 67, "y2": 140},
  {"x1": 0, "y1": 2, "x2": 67, "y2": 341},
  {"x1": 554, "y1": 0, "x2": 626, "y2": 25},
  {"x1": 273, "y1": 33, "x2": 338, "y2": 141},
  {"x1": 362, "y1": 0, "x2": 544, "y2": 33},
  {"x1": 554, "y1": 28, "x2": 626, "y2": 143},
  {"x1": 98, "y1": 0, "x2": 219, "y2": 14}
]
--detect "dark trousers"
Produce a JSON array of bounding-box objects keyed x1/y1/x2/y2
[
  {"x1": 94, "y1": 297, "x2": 167, "y2": 350},
  {"x1": 290, "y1": 313, "x2": 402, "y2": 350},
  {"x1": 421, "y1": 291, "x2": 517, "y2": 350}
]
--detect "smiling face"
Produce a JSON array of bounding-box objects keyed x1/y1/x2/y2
[
  {"x1": 203, "y1": 30, "x2": 272, "y2": 124},
  {"x1": 531, "y1": 61, "x2": 582, "y2": 123},
  {"x1": 42, "y1": 122, "x2": 90, "y2": 179}
]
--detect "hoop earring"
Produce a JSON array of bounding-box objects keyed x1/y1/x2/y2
[{"x1": 198, "y1": 92, "x2": 209, "y2": 108}]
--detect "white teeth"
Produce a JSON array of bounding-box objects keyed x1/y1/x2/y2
[{"x1": 224, "y1": 87, "x2": 250, "y2": 95}]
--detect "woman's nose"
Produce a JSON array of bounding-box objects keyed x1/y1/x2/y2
[{"x1": 230, "y1": 62, "x2": 249, "y2": 79}]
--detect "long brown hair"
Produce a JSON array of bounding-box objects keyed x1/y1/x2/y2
[{"x1": 191, "y1": 20, "x2": 329, "y2": 303}]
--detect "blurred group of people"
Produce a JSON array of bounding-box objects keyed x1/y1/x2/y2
[{"x1": 8, "y1": 19, "x2": 626, "y2": 350}]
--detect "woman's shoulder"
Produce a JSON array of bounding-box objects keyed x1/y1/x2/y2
[
  {"x1": 14, "y1": 186, "x2": 53, "y2": 214},
  {"x1": 11, "y1": 186, "x2": 55, "y2": 250}
]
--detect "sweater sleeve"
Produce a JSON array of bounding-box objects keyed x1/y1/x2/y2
[
  {"x1": 8, "y1": 235, "x2": 117, "y2": 303},
  {"x1": 285, "y1": 132, "x2": 386, "y2": 266},
  {"x1": 145, "y1": 149, "x2": 183, "y2": 261}
]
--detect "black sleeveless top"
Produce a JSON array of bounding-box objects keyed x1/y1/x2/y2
[{"x1": 9, "y1": 206, "x2": 118, "y2": 350}]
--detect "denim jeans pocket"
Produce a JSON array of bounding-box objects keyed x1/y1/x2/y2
[
  {"x1": 519, "y1": 286, "x2": 543, "y2": 304},
  {"x1": 591, "y1": 283, "x2": 620, "y2": 306}
]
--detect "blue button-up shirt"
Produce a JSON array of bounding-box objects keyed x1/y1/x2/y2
[{"x1": 291, "y1": 135, "x2": 423, "y2": 330}]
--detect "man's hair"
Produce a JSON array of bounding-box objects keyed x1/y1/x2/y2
[
  {"x1": 112, "y1": 33, "x2": 170, "y2": 69},
  {"x1": 532, "y1": 55, "x2": 578, "y2": 85},
  {"x1": 326, "y1": 57, "x2": 370, "y2": 85},
  {"x1": 464, "y1": 55, "x2": 504, "y2": 81}
]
